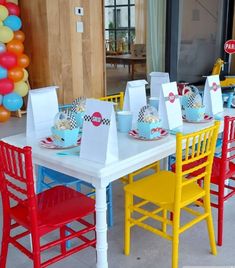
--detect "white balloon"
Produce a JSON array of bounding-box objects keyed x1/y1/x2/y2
[{"x1": 0, "y1": 42, "x2": 6, "y2": 54}]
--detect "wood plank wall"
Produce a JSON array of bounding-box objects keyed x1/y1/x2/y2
[{"x1": 19, "y1": 0, "x2": 105, "y2": 104}]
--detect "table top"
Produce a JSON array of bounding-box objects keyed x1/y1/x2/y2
[
  {"x1": 3, "y1": 108, "x2": 235, "y2": 185},
  {"x1": 106, "y1": 54, "x2": 146, "y2": 61}
]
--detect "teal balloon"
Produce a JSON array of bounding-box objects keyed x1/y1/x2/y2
[
  {"x1": 0, "y1": 94, "x2": 2, "y2": 105},
  {"x1": 3, "y1": 92, "x2": 23, "y2": 111},
  {"x1": 0, "y1": 66, "x2": 7, "y2": 79},
  {"x1": 3, "y1": 15, "x2": 22, "y2": 31}
]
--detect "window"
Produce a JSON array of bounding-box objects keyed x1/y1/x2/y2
[{"x1": 105, "y1": 0, "x2": 135, "y2": 53}]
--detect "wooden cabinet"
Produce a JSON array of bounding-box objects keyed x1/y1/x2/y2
[{"x1": 19, "y1": 0, "x2": 105, "y2": 104}]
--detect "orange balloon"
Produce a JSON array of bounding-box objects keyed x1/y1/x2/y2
[
  {"x1": 8, "y1": 67, "x2": 24, "y2": 82},
  {"x1": 17, "y1": 54, "x2": 30, "y2": 68},
  {"x1": 0, "y1": 105, "x2": 11, "y2": 123},
  {"x1": 13, "y1": 30, "x2": 25, "y2": 42},
  {"x1": 7, "y1": 39, "x2": 24, "y2": 55}
]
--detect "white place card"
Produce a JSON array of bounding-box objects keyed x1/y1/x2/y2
[
  {"x1": 203, "y1": 75, "x2": 223, "y2": 116},
  {"x1": 150, "y1": 72, "x2": 170, "y2": 98},
  {"x1": 123, "y1": 79, "x2": 147, "y2": 125},
  {"x1": 80, "y1": 99, "x2": 118, "y2": 164},
  {"x1": 158, "y1": 81, "x2": 183, "y2": 130},
  {"x1": 26, "y1": 86, "x2": 59, "y2": 139}
]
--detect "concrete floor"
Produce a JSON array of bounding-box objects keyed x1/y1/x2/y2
[{"x1": 1, "y1": 116, "x2": 235, "y2": 268}]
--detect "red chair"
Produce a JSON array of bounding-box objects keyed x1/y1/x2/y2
[
  {"x1": 210, "y1": 116, "x2": 235, "y2": 246},
  {"x1": 0, "y1": 141, "x2": 96, "y2": 268}
]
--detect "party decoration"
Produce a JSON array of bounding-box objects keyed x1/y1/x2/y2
[
  {"x1": 4, "y1": 2, "x2": 20, "y2": 16},
  {"x1": 0, "y1": 104, "x2": 10, "y2": 122},
  {"x1": 7, "y1": 39, "x2": 24, "y2": 55},
  {"x1": 0, "y1": 65, "x2": 7, "y2": 78},
  {"x1": 0, "y1": 25, "x2": 13, "y2": 43},
  {"x1": 3, "y1": 92, "x2": 23, "y2": 111},
  {"x1": 13, "y1": 30, "x2": 25, "y2": 42},
  {"x1": 0, "y1": 41, "x2": 6, "y2": 53},
  {"x1": 0, "y1": 5, "x2": 8, "y2": 21},
  {"x1": 8, "y1": 66, "x2": 23, "y2": 82},
  {"x1": 3, "y1": 15, "x2": 22, "y2": 31},
  {"x1": 0, "y1": 51, "x2": 16, "y2": 68},
  {"x1": 14, "y1": 81, "x2": 29, "y2": 97},
  {"x1": 0, "y1": 77, "x2": 14, "y2": 94},
  {"x1": 0, "y1": 1, "x2": 30, "y2": 123},
  {"x1": 17, "y1": 53, "x2": 29, "y2": 68}
]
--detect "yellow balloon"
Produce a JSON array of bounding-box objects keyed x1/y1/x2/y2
[
  {"x1": 14, "y1": 81, "x2": 29, "y2": 97},
  {"x1": 22, "y1": 69, "x2": 29, "y2": 81},
  {"x1": 0, "y1": 26, "x2": 14, "y2": 43},
  {"x1": 0, "y1": 5, "x2": 8, "y2": 21},
  {"x1": 0, "y1": 20, "x2": 3, "y2": 26}
]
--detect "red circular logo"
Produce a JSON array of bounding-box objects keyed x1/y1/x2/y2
[
  {"x1": 224, "y1": 39, "x2": 235, "y2": 54},
  {"x1": 168, "y1": 92, "x2": 175, "y2": 103},
  {"x1": 212, "y1": 82, "x2": 217, "y2": 92},
  {"x1": 91, "y1": 112, "x2": 102, "y2": 127}
]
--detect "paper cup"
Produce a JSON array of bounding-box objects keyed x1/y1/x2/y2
[{"x1": 116, "y1": 111, "x2": 132, "y2": 133}]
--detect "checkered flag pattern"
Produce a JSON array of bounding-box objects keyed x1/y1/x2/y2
[
  {"x1": 66, "y1": 110, "x2": 77, "y2": 129},
  {"x1": 101, "y1": 118, "x2": 110, "y2": 125},
  {"x1": 138, "y1": 105, "x2": 148, "y2": 122},
  {"x1": 71, "y1": 97, "x2": 86, "y2": 113},
  {"x1": 84, "y1": 115, "x2": 92, "y2": 122},
  {"x1": 187, "y1": 86, "x2": 202, "y2": 108}
]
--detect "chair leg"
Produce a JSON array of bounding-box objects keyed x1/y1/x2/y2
[
  {"x1": 32, "y1": 238, "x2": 41, "y2": 268},
  {"x1": 217, "y1": 193, "x2": 225, "y2": 246},
  {"x1": 124, "y1": 191, "x2": 132, "y2": 256},
  {"x1": 204, "y1": 196, "x2": 217, "y2": 255},
  {"x1": 0, "y1": 216, "x2": 10, "y2": 267},
  {"x1": 172, "y1": 209, "x2": 180, "y2": 268},
  {"x1": 60, "y1": 226, "x2": 66, "y2": 254},
  {"x1": 107, "y1": 184, "x2": 113, "y2": 228},
  {"x1": 162, "y1": 209, "x2": 167, "y2": 233}
]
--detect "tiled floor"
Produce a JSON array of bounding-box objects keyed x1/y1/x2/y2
[{"x1": 1, "y1": 116, "x2": 235, "y2": 268}]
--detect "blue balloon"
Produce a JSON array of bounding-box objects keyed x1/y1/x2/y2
[
  {"x1": 3, "y1": 92, "x2": 23, "y2": 111},
  {"x1": 3, "y1": 15, "x2": 22, "y2": 31},
  {"x1": 0, "y1": 94, "x2": 2, "y2": 105},
  {"x1": 0, "y1": 66, "x2": 7, "y2": 79}
]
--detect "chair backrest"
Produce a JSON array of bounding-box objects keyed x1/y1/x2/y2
[
  {"x1": 99, "y1": 92, "x2": 124, "y2": 111},
  {"x1": 131, "y1": 44, "x2": 146, "y2": 57},
  {"x1": 211, "y1": 58, "x2": 224, "y2": 75},
  {"x1": 220, "y1": 116, "x2": 235, "y2": 177},
  {"x1": 0, "y1": 141, "x2": 38, "y2": 223},
  {"x1": 175, "y1": 121, "x2": 220, "y2": 204}
]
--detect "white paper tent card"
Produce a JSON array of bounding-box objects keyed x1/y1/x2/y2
[
  {"x1": 203, "y1": 75, "x2": 223, "y2": 116},
  {"x1": 158, "y1": 81, "x2": 183, "y2": 130},
  {"x1": 150, "y1": 72, "x2": 170, "y2": 98},
  {"x1": 123, "y1": 79, "x2": 147, "y2": 124},
  {"x1": 80, "y1": 99, "x2": 118, "y2": 164},
  {"x1": 26, "y1": 86, "x2": 59, "y2": 139}
]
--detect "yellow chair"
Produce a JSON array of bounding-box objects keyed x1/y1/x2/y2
[
  {"x1": 124, "y1": 121, "x2": 220, "y2": 268},
  {"x1": 99, "y1": 92, "x2": 124, "y2": 111}
]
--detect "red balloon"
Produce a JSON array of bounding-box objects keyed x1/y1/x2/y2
[
  {"x1": 0, "y1": 78, "x2": 14, "y2": 95},
  {"x1": 0, "y1": 0, "x2": 6, "y2": 4},
  {"x1": 0, "y1": 105, "x2": 11, "y2": 123},
  {"x1": 4, "y1": 2, "x2": 20, "y2": 16},
  {"x1": 0, "y1": 52, "x2": 17, "y2": 69}
]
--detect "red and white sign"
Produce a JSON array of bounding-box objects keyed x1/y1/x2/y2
[
  {"x1": 224, "y1": 40, "x2": 235, "y2": 54},
  {"x1": 91, "y1": 112, "x2": 102, "y2": 127}
]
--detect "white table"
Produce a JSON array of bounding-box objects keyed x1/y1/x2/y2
[{"x1": 2, "y1": 108, "x2": 235, "y2": 268}]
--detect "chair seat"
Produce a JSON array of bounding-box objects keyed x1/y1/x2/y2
[
  {"x1": 10, "y1": 186, "x2": 95, "y2": 235},
  {"x1": 211, "y1": 157, "x2": 235, "y2": 184},
  {"x1": 42, "y1": 168, "x2": 79, "y2": 184},
  {"x1": 124, "y1": 170, "x2": 204, "y2": 210}
]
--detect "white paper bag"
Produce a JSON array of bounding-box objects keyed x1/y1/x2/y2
[
  {"x1": 123, "y1": 79, "x2": 147, "y2": 125},
  {"x1": 150, "y1": 72, "x2": 170, "y2": 98},
  {"x1": 203, "y1": 75, "x2": 223, "y2": 116},
  {"x1": 80, "y1": 99, "x2": 118, "y2": 164},
  {"x1": 26, "y1": 86, "x2": 59, "y2": 139},
  {"x1": 158, "y1": 81, "x2": 183, "y2": 130}
]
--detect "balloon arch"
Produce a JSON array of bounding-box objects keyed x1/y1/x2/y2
[{"x1": 0, "y1": 0, "x2": 30, "y2": 123}]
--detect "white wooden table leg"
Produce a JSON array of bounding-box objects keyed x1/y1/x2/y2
[{"x1": 95, "y1": 186, "x2": 108, "y2": 268}]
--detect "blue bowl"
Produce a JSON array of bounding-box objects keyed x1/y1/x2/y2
[
  {"x1": 185, "y1": 106, "x2": 205, "y2": 122},
  {"x1": 51, "y1": 127, "x2": 79, "y2": 147}
]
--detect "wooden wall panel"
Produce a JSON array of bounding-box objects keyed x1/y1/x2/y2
[{"x1": 19, "y1": 0, "x2": 105, "y2": 104}]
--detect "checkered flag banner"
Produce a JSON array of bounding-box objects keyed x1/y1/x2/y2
[
  {"x1": 187, "y1": 85, "x2": 202, "y2": 108},
  {"x1": 66, "y1": 110, "x2": 77, "y2": 129},
  {"x1": 71, "y1": 97, "x2": 86, "y2": 113},
  {"x1": 138, "y1": 105, "x2": 149, "y2": 122}
]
